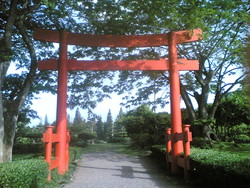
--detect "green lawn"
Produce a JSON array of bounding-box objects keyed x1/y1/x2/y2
[
  {"x1": 83, "y1": 143, "x2": 151, "y2": 156},
  {"x1": 212, "y1": 141, "x2": 250, "y2": 158}
]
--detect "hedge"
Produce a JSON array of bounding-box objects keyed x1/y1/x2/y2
[
  {"x1": 0, "y1": 159, "x2": 48, "y2": 188},
  {"x1": 190, "y1": 148, "x2": 250, "y2": 188},
  {"x1": 150, "y1": 145, "x2": 250, "y2": 188}
]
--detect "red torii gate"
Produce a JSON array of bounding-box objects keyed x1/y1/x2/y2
[{"x1": 34, "y1": 28, "x2": 202, "y2": 179}]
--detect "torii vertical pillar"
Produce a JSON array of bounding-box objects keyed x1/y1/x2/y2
[
  {"x1": 55, "y1": 31, "x2": 69, "y2": 174},
  {"x1": 169, "y1": 31, "x2": 183, "y2": 174}
]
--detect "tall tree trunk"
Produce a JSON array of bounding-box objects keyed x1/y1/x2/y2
[
  {"x1": 180, "y1": 82, "x2": 196, "y2": 122},
  {"x1": 0, "y1": 80, "x2": 4, "y2": 162},
  {"x1": 2, "y1": 18, "x2": 38, "y2": 162},
  {"x1": 3, "y1": 108, "x2": 18, "y2": 162},
  {"x1": 0, "y1": 0, "x2": 17, "y2": 162}
]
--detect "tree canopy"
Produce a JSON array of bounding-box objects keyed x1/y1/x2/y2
[
  {"x1": 0, "y1": 0, "x2": 249, "y2": 162},
  {"x1": 67, "y1": 0, "x2": 249, "y2": 122},
  {"x1": 117, "y1": 104, "x2": 171, "y2": 148}
]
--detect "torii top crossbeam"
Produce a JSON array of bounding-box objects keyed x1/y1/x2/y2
[
  {"x1": 34, "y1": 28, "x2": 201, "y2": 47},
  {"x1": 34, "y1": 28, "x2": 202, "y2": 71}
]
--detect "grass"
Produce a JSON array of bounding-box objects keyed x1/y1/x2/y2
[
  {"x1": 83, "y1": 143, "x2": 151, "y2": 157},
  {"x1": 212, "y1": 141, "x2": 250, "y2": 158}
]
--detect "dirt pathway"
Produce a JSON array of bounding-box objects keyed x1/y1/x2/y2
[{"x1": 63, "y1": 144, "x2": 191, "y2": 188}]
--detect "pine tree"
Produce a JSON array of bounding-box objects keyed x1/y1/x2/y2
[
  {"x1": 116, "y1": 107, "x2": 124, "y2": 120},
  {"x1": 44, "y1": 115, "x2": 49, "y2": 126},
  {"x1": 67, "y1": 114, "x2": 72, "y2": 127},
  {"x1": 114, "y1": 108, "x2": 127, "y2": 141},
  {"x1": 87, "y1": 110, "x2": 96, "y2": 132},
  {"x1": 73, "y1": 108, "x2": 83, "y2": 126},
  {"x1": 96, "y1": 116, "x2": 104, "y2": 140},
  {"x1": 104, "y1": 109, "x2": 114, "y2": 141}
]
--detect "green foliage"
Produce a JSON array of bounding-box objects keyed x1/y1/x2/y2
[
  {"x1": 73, "y1": 108, "x2": 84, "y2": 126},
  {"x1": 191, "y1": 137, "x2": 213, "y2": 149},
  {"x1": 13, "y1": 143, "x2": 44, "y2": 154},
  {"x1": 69, "y1": 109, "x2": 95, "y2": 146},
  {"x1": 78, "y1": 131, "x2": 96, "y2": 141},
  {"x1": 214, "y1": 90, "x2": 250, "y2": 141},
  {"x1": 41, "y1": 146, "x2": 84, "y2": 187},
  {"x1": 215, "y1": 90, "x2": 250, "y2": 127},
  {"x1": 96, "y1": 116, "x2": 104, "y2": 140},
  {"x1": 0, "y1": 159, "x2": 48, "y2": 188},
  {"x1": 190, "y1": 148, "x2": 250, "y2": 187},
  {"x1": 73, "y1": 0, "x2": 250, "y2": 123},
  {"x1": 104, "y1": 109, "x2": 114, "y2": 141},
  {"x1": 118, "y1": 104, "x2": 170, "y2": 148},
  {"x1": 234, "y1": 134, "x2": 250, "y2": 143},
  {"x1": 191, "y1": 118, "x2": 217, "y2": 140},
  {"x1": 13, "y1": 124, "x2": 45, "y2": 154}
]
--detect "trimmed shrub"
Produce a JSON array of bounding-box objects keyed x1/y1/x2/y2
[
  {"x1": 190, "y1": 148, "x2": 250, "y2": 188},
  {"x1": 0, "y1": 159, "x2": 48, "y2": 188}
]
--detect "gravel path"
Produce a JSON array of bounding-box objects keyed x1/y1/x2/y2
[{"x1": 63, "y1": 145, "x2": 191, "y2": 188}]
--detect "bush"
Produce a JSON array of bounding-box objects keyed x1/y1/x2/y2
[
  {"x1": 13, "y1": 143, "x2": 44, "y2": 154},
  {"x1": 69, "y1": 146, "x2": 84, "y2": 162},
  {"x1": 190, "y1": 148, "x2": 250, "y2": 187},
  {"x1": 191, "y1": 137, "x2": 213, "y2": 149},
  {"x1": 78, "y1": 131, "x2": 96, "y2": 141},
  {"x1": 234, "y1": 134, "x2": 250, "y2": 143},
  {"x1": 73, "y1": 140, "x2": 88, "y2": 148},
  {"x1": 0, "y1": 159, "x2": 48, "y2": 188},
  {"x1": 118, "y1": 105, "x2": 171, "y2": 148}
]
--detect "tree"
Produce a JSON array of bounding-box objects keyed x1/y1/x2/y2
[
  {"x1": 113, "y1": 107, "x2": 127, "y2": 142},
  {"x1": 44, "y1": 115, "x2": 49, "y2": 126},
  {"x1": 73, "y1": 108, "x2": 84, "y2": 126},
  {"x1": 116, "y1": 107, "x2": 125, "y2": 120},
  {"x1": 1, "y1": 0, "x2": 248, "y2": 161},
  {"x1": 96, "y1": 116, "x2": 104, "y2": 140},
  {"x1": 67, "y1": 114, "x2": 72, "y2": 127},
  {"x1": 104, "y1": 109, "x2": 114, "y2": 141},
  {"x1": 119, "y1": 104, "x2": 171, "y2": 148},
  {"x1": 69, "y1": 0, "x2": 249, "y2": 140},
  {"x1": 0, "y1": 0, "x2": 89, "y2": 162},
  {"x1": 214, "y1": 89, "x2": 250, "y2": 140}
]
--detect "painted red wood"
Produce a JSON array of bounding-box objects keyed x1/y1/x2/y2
[
  {"x1": 34, "y1": 28, "x2": 202, "y2": 47},
  {"x1": 38, "y1": 59, "x2": 199, "y2": 71},
  {"x1": 55, "y1": 31, "x2": 69, "y2": 175},
  {"x1": 169, "y1": 31, "x2": 183, "y2": 174}
]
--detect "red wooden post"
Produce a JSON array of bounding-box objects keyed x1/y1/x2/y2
[
  {"x1": 183, "y1": 124, "x2": 192, "y2": 179},
  {"x1": 165, "y1": 128, "x2": 172, "y2": 169},
  {"x1": 55, "y1": 31, "x2": 69, "y2": 175},
  {"x1": 43, "y1": 126, "x2": 54, "y2": 181},
  {"x1": 44, "y1": 126, "x2": 53, "y2": 163},
  {"x1": 66, "y1": 130, "x2": 70, "y2": 171},
  {"x1": 168, "y1": 31, "x2": 183, "y2": 174},
  {"x1": 165, "y1": 128, "x2": 172, "y2": 154}
]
